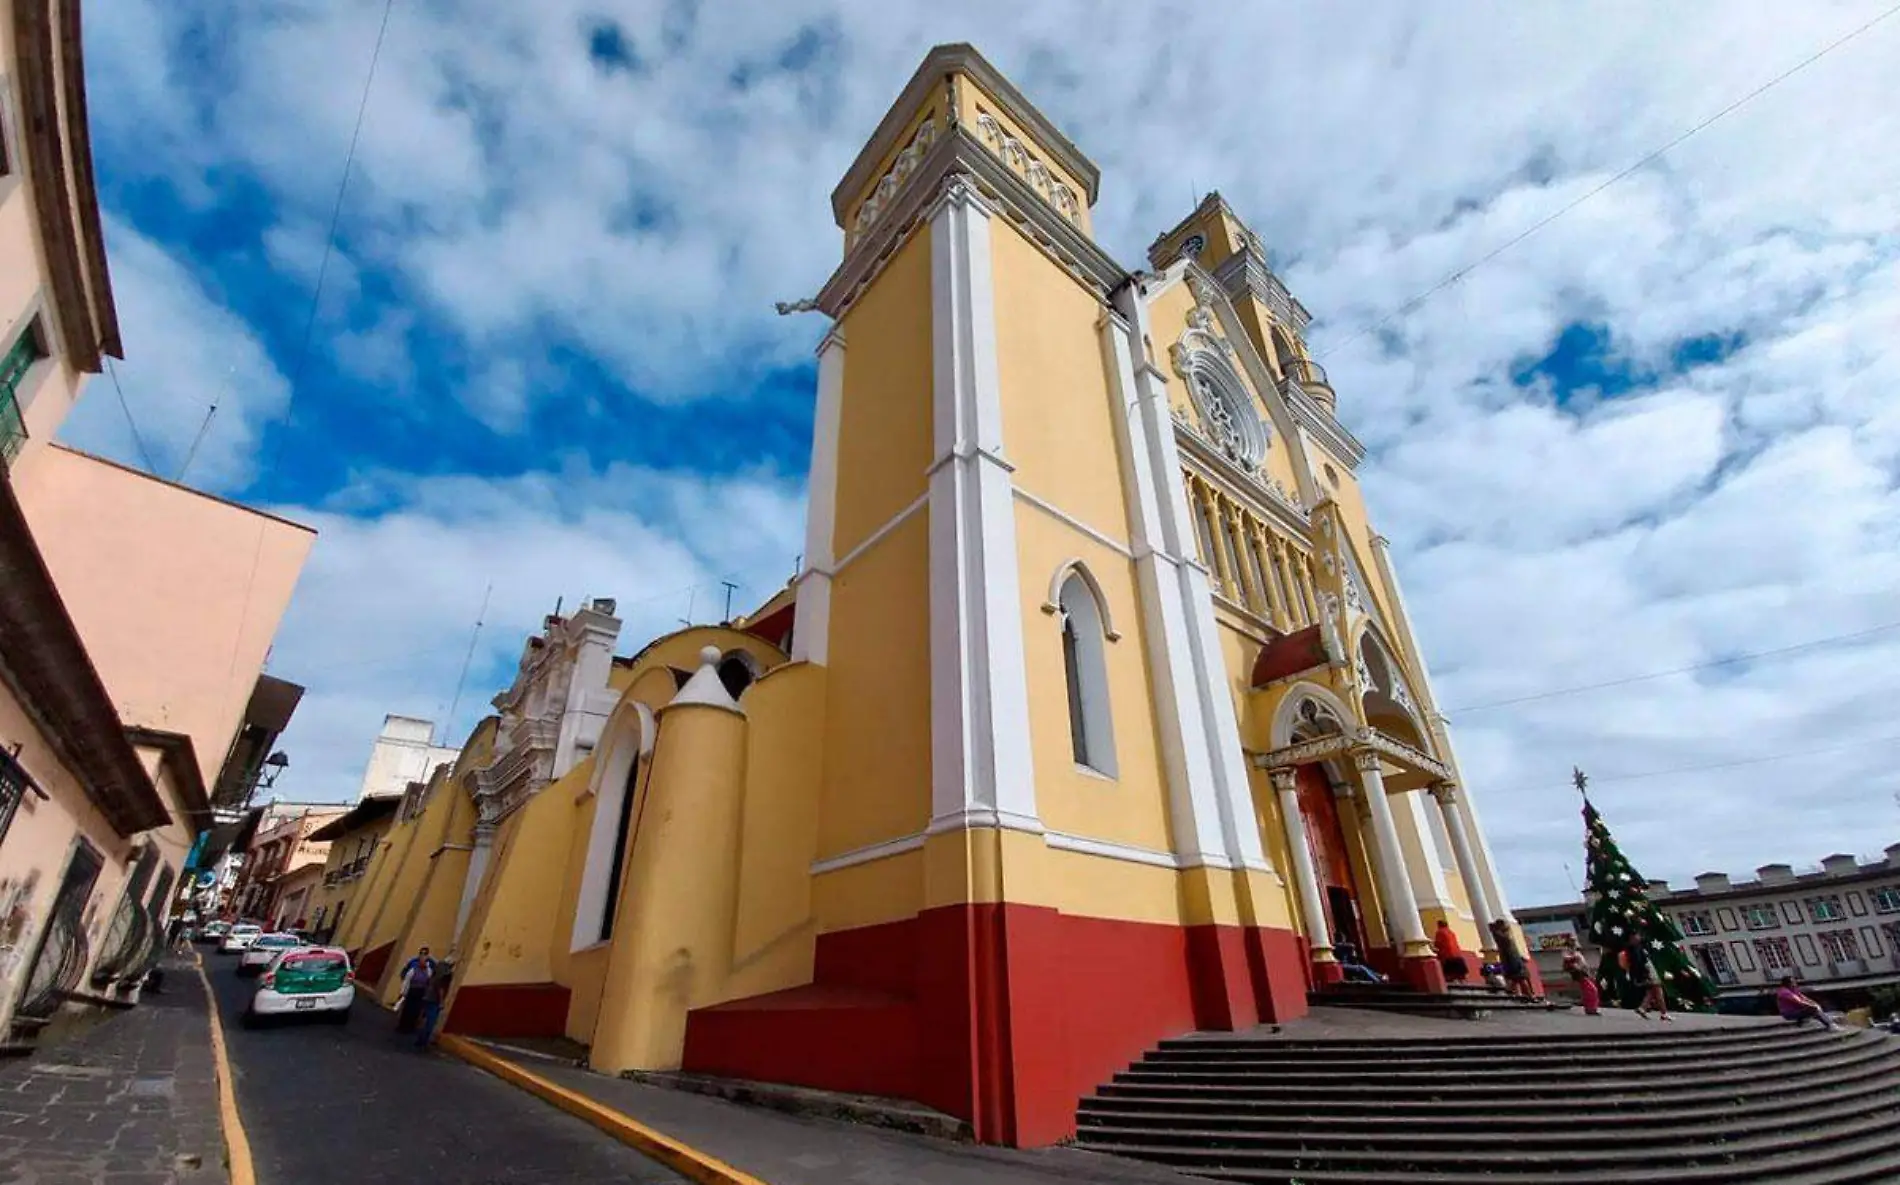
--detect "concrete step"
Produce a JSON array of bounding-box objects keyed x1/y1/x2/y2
[
  {"x1": 1114, "y1": 1033, "x2": 1887, "y2": 1088},
  {"x1": 1150, "y1": 1025, "x2": 1852, "y2": 1065},
  {"x1": 1079, "y1": 1066, "x2": 1900, "y2": 1133},
  {"x1": 1092, "y1": 1041, "x2": 1900, "y2": 1112},
  {"x1": 1076, "y1": 1087, "x2": 1899, "y2": 1154},
  {"x1": 1092, "y1": 1105, "x2": 1900, "y2": 1181},
  {"x1": 1161, "y1": 1022, "x2": 1798, "y2": 1054}
]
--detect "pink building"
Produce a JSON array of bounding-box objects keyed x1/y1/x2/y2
[{"x1": 0, "y1": 0, "x2": 314, "y2": 1051}]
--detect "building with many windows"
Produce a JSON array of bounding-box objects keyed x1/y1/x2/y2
[{"x1": 1520, "y1": 845, "x2": 1900, "y2": 1006}]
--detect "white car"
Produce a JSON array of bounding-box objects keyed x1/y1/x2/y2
[
  {"x1": 219, "y1": 923, "x2": 262, "y2": 953},
  {"x1": 237, "y1": 932, "x2": 305, "y2": 976},
  {"x1": 244, "y1": 946, "x2": 354, "y2": 1025}
]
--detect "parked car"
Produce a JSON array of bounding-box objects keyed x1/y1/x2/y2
[
  {"x1": 237, "y1": 932, "x2": 305, "y2": 977},
  {"x1": 243, "y1": 946, "x2": 354, "y2": 1026},
  {"x1": 198, "y1": 920, "x2": 231, "y2": 945},
  {"x1": 219, "y1": 923, "x2": 262, "y2": 953}
]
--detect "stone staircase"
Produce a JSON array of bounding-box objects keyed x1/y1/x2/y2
[
  {"x1": 1076, "y1": 1023, "x2": 1900, "y2": 1182},
  {"x1": 1308, "y1": 980, "x2": 1559, "y2": 1020}
]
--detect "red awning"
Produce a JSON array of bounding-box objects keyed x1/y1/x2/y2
[{"x1": 1250, "y1": 625, "x2": 1333, "y2": 689}]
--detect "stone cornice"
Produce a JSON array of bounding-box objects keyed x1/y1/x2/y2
[
  {"x1": 830, "y1": 43, "x2": 1100, "y2": 226},
  {"x1": 818, "y1": 126, "x2": 1128, "y2": 321}
]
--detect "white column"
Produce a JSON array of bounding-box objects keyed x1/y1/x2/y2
[
  {"x1": 1098, "y1": 304, "x2": 1233, "y2": 869},
  {"x1": 1109, "y1": 284, "x2": 1269, "y2": 874},
  {"x1": 925, "y1": 175, "x2": 1039, "y2": 835},
  {"x1": 1353, "y1": 748, "x2": 1429, "y2": 954},
  {"x1": 1432, "y1": 782, "x2": 1498, "y2": 953},
  {"x1": 793, "y1": 328, "x2": 847, "y2": 665},
  {"x1": 1270, "y1": 768, "x2": 1333, "y2": 962},
  {"x1": 452, "y1": 821, "x2": 495, "y2": 949}
]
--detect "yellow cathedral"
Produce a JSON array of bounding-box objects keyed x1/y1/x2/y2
[{"x1": 337, "y1": 44, "x2": 1530, "y2": 1147}]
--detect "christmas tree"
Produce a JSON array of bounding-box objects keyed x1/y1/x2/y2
[{"x1": 1577, "y1": 772, "x2": 1716, "y2": 1012}]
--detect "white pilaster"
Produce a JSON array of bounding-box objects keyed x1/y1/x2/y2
[
  {"x1": 926, "y1": 176, "x2": 1040, "y2": 835},
  {"x1": 1271, "y1": 768, "x2": 1334, "y2": 961},
  {"x1": 1354, "y1": 749, "x2": 1429, "y2": 954},
  {"x1": 1109, "y1": 283, "x2": 1269, "y2": 873},
  {"x1": 1432, "y1": 782, "x2": 1498, "y2": 953},
  {"x1": 793, "y1": 328, "x2": 847, "y2": 665},
  {"x1": 1400, "y1": 791, "x2": 1454, "y2": 910},
  {"x1": 452, "y1": 821, "x2": 495, "y2": 950}
]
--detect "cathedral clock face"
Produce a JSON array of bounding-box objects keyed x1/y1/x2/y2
[{"x1": 1181, "y1": 233, "x2": 1206, "y2": 259}]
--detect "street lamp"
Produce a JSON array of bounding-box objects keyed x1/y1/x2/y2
[{"x1": 260, "y1": 750, "x2": 289, "y2": 790}]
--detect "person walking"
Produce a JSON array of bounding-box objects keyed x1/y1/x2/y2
[
  {"x1": 1433, "y1": 920, "x2": 1469, "y2": 983},
  {"x1": 1490, "y1": 919, "x2": 1534, "y2": 999},
  {"x1": 395, "y1": 946, "x2": 437, "y2": 1034},
  {"x1": 1626, "y1": 938, "x2": 1671, "y2": 1021},
  {"x1": 415, "y1": 959, "x2": 455, "y2": 1049},
  {"x1": 1562, "y1": 944, "x2": 1600, "y2": 1015},
  {"x1": 1776, "y1": 976, "x2": 1834, "y2": 1029}
]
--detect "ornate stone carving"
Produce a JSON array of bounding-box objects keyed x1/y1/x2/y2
[
  {"x1": 1429, "y1": 781, "x2": 1460, "y2": 806},
  {"x1": 1354, "y1": 651, "x2": 1376, "y2": 694},
  {"x1": 1351, "y1": 747, "x2": 1384, "y2": 774},
  {"x1": 1343, "y1": 566, "x2": 1367, "y2": 614},
  {"x1": 1268, "y1": 767, "x2": 1300, "y2": 793},
  {"x1": 853, "y1": 118, "x2": 938, "y2": 237},
  {"x1": 975, "y1": 112, "x2": 1080, "y2": 222}
]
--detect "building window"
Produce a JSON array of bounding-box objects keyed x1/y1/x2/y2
[
  {"x1": 1807, "y1": 895, "x2": 1846, "y2": 923},
  {"x1": 1743, "y1": 904, "x2": 1780, "y2": 931},
  {"x1": 1871, "y1": 887, "x2": 1900, "y2": 914},
  {"x1": 1753, "y1": 936, "x2": 1796, "y2": 972},
  {"x1": 1691, "y1": 942, "x2": 1737, "y2": 986},
  {"x1": 2, "y1": 319, "x2": 48, "y2": 466},
  {"x1": 1679, "y1": 911, "x2": 1715, "y2": 936},
  {"x1": 1882, "y1": 922, "x2": 1900, "y2": 960},
  {"x1": 1818, "y1": 929, "x2": 1862, "y2": 966},
  {"x1": 1058, "y1": 571, "x2": 1116, "y2": 777}
]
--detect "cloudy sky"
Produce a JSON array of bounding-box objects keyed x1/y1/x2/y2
[{"x1": 70, "y1": 1, "x2": 1899, "y2": 906}]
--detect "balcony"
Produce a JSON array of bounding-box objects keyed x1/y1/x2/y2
[
  {"x1": 1279, "y1": 356, "x2": 1336, "y2": 413},
  {"x1": 0, "y1": 384, "x2": 24, "y2": 470},
  {"x1": 1829, "y1": 958, "x2": 1869, "y2": 978}
]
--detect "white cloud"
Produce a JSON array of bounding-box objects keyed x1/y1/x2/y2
[
  {"x1": 58, "y1": 220, "x2": 291, "y2": 488},
  {"x1": 262, "y1": 462, "x2": 805, "y2": 804},
  {"x1": 74, "y1": 0, "x2": 1900, "y2": 904}
]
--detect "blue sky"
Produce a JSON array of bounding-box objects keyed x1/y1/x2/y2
[{"x1": 67, "y1": 1, "x2": 1900, "y2": 905}]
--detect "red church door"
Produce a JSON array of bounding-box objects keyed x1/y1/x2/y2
[{"x1": 1294, "y1": 763, "x2": 1367, "y2": 955}]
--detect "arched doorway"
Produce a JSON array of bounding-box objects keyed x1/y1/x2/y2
[{"x1": 1281, "y1": 695, "x2": 1368, "y2": 959}]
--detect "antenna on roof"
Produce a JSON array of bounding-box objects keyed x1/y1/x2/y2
[
  {"x1": 721, "y1": 580, "x2": 739, "y2": 623},
  {"x1": 439, "y1": 583, "x2": 492, "y2": 747}
]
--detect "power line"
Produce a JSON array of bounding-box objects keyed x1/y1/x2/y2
[
  {"x1": 264, "y1": 0, "x2": 398, "y2": 474},
  {"x1": 439, "y1": 582, "x2": 492, "y2": 746},
  {"x1": 1519, "y1": 730, "x2": 1900, "y2": 797},
  {"x1": 1444, "y1": 618, "x2": 1900, "y2": 714},
  {"x1": 1316, "y1": 3, "x2": 1900, "y2": 363},
  {"x1": 102, "y1": 358, "x2": 158, "y2": 473}
]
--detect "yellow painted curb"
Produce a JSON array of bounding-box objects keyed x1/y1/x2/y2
[
  {"x1": 438, "y1": 1034, "x2": 769, "y2": 1185},
  {"x1": 193, "y1": 954, "x2": 256, "y2": 1185}
]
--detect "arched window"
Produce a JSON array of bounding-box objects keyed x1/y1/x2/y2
[
  {"x1": 571, "y1": 701, "x2": 653, "y2": 952},
  {"x1": 717, "y1": 652, "x2": 759, "y2": 700},
  {"x1": 597, "y1": 755, "x2": 640, "y2": 942},
  {"x1": 1057, "y1": 573, "x2": 1117, "y2": 777}
]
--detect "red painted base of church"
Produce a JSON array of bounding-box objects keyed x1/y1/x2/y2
[
  {"x1": 445, "y1": 982, "x2": 573, "y2": 1039},
  {"x1": 355, "y1": 941, "x2": 394, "y2": 988},
  {"x1": 682, "y1": 903, "x2": 1309, "y2": 1147}
]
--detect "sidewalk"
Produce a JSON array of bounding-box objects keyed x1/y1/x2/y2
[
  {"x1": 493, "y1": 1054, "x2": 1199, "y2": 1185},
  {"x1": 0, "y1": 957, "x2": 228, "y2": 1185}
]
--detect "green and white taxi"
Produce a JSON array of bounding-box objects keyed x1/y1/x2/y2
[
  {"x1": 236, "y1": 931, "x2": 305, "y2": 976},
  {"x1": 244, "y1": 946, "x2": 354, "y2": 1025}
]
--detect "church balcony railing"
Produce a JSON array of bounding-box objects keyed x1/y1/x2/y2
[{"x1": 1280, "y1": 357, "x2": 1336, "y2": 407}]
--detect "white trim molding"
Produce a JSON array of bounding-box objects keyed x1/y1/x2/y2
[
  {"x1": 793, "y1": 327, "x2": 848, "y2": 665},
  {"x1": 926, "y1": 174, "x2": 1041, "y2": 836},
  {"x1": 810, "y1": 832, "x2": 927, "y2": 876},
  {"x1": 1015, "y1": 487, "x2": 1135, "y2": 561},
  {"x1": 1043, "y1": 829, "x2": 1180, "y2": 870},
  {"x1": 1041, "y1": 557, "x2": 1123, "y2": 641},
  {"x1": 570, "y1": 699, "x2": 654, "y2": 953}
]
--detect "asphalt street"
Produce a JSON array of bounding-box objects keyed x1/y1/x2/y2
[{"x1": 201, "y1": 949, "x2": 686, "y2": 1185}]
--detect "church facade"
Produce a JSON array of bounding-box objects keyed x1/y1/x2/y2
[{"x1": 341, "y1": 44, "x2": 1524, "y2": 1147}]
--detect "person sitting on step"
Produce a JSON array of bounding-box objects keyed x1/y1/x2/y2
[
  {"x1": 1776, "y1": 976, "x2": 1834, "y2": 1030},
  {"x1": 1333, "y1": 939, "x2": 1384, "y2": 984}
]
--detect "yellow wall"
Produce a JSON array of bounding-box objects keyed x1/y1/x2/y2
[
  {"x1": 831, "y1": 229, "x2": 933, "y2": 556},
  {"x1": 815, "y1": 512, "x2": 932, "y2": 864},
  {"x1": 375, "y1": 792, "x2": 476, "y2": 1006},
  {"x1": 725, "y1": 662, "x2": 824, "y2": 1000},
  {"x1": 550, "y1": 785, "x2": 610, "y2": 1044},
  {"x1": 456, "y1": 771, "x2": 574, "y2": 989}
]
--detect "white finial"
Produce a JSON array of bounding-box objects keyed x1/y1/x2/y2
[{"x1": 668, "y1": 644, "x2": 744, "y2": 714}]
